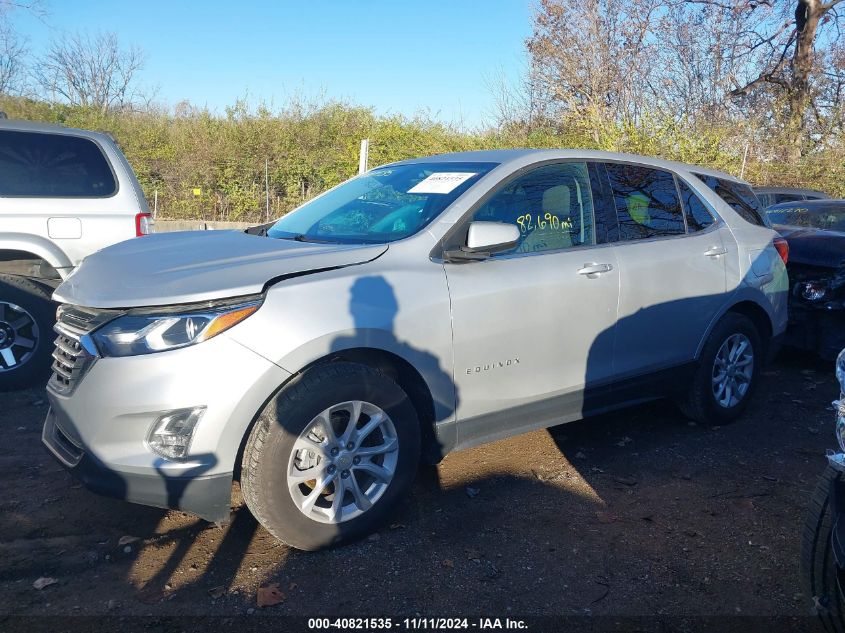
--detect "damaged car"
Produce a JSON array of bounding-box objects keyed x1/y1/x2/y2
[
  {"x1": 765, "y1": 199, "x2": 845, "y2": 360},
  {"x1": 43, "y1": 150, "x2": 787, "y2": 550}
]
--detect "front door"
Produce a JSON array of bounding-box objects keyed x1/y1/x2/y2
[{"x1": 444, "y1": 161, "x2": 620, "y2": 449}]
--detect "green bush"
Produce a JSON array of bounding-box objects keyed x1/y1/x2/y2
[{"x1": 1, "y1": 95, "x2": 841, "y2": 222}]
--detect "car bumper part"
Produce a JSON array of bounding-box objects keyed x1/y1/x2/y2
[
  {"x1": 41, "y1": 332, "x2": 291, "y2": 523},
  {"x1": 43, "y1": 407, "x2": 233, "y2": 522}
]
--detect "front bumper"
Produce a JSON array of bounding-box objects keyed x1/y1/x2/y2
[
  {"x1": 43, "y1": 407, "x2": 233, "y2": 522},
  {"x1": 41, "y1": 332, "x2": 291, "y2": 523},
  {"x1": 786, "y1": 302, "x2": 845, "y2": 360}
]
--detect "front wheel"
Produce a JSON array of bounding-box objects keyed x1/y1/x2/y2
[
  {"x1": 241, "y1": 362, "x2": 421, "y2": 550},
  {"x1": 678, "y1": 312, "x2": 762, "y2": 425},
  {"x1": 0, "y1": 274, "x2": 55, "y2": 391},
  {"x1": 801, "y1": 465, "x2": 845, "y2": 632}
]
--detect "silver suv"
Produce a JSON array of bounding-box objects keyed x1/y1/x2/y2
[
  {"x1": 42, "y1": 150, "x2": 788, "y2": 550},
  {"x1": 0, "y1": 119, "x2": 152, "y2": 389}
]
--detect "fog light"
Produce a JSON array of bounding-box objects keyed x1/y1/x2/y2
[{"x1": 146, "y1": 407, "x2": 205, "y2": 460}]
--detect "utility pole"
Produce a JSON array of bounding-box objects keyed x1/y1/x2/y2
[{"x1": 359, "y1": 139, "x2": 369, "y2": 175}]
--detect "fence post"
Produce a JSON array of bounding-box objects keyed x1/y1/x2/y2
[{"x1": 359, "y1": 139, "x2": 369, "y2": 175}]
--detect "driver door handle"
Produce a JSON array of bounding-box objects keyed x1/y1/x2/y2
[
  {"x1": 578, "y1": 263, "x2": 614, "y2": 275},
  {"x1": 704, "y1": 246, "x2": 727, "y2": 257}
]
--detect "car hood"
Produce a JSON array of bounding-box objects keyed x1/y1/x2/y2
[
  {"x1": 53, "y1": 230, "x2": 388, "y2": 308},
  {"x1": 776, "y1": 224, "x2": 845, "y2": 269}
]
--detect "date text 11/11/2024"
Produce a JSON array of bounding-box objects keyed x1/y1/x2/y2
[{"x1": 306, "y1": 617, "x2": 529, "y2": 630}]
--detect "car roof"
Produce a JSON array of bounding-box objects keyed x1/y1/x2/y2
[
  {"x1": 753, "y1": 185, "x2": 829, "y2": 198},
  {"x1": 768, "y1": 198, "x2": 845, "y2": 210},
  {"x1": 0, "y1": 118, "x2": 114, "y2": 143},
  {"x1": 386, "y1": 148, "x2": 747, "y2": 184}
]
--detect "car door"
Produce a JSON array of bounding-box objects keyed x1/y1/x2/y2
[
  {"x1": 600, "y1": 162, "x2": 728, "y2": 381},
  {"x1": 443, "y1": 162, "x2": 620, "y2": 448}
]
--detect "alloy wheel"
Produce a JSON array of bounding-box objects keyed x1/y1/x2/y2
[
  {"x1": 0, "y1": 301, "x2": 39, "y2": 372},
  {"x1": 287, "y1": 400, "x2": 399, "y2": 524},
  {"x1": 711, "y1": 332, "x2": 754, "y2": 408}
]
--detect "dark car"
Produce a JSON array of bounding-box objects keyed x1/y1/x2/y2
[
  {"x1": 754, "y1": 186, "x2": 830, "y2": 209},
  {"x1": 766, "y1": 199, "x2": 845, "y2": 359}
]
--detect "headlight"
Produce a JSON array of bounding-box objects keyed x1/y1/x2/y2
[
  {"x1": 797, "y1": 280, "x2": 828, "y2": 302},
  {"x1": 91, "y1": 298, "x2": 261, "y2": 357}
]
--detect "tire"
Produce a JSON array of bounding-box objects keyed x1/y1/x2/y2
[
  {"x1": 800, "y1": 465, "x2": 845, "y2": 633},
  {"x1": 678, "y1": 312, "x2": 762, "y2": 425},
  {"x1": 0, "y1": 274, "x2": 55, "y2": 391},
  {"x1": 241, "y1": 361, "x2": 421, "y2": 550}
]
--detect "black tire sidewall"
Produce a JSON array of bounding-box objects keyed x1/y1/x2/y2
[
  {"x1": 696, "y1": 313, "x2": 762, "y2": 424},
  {"x1": 801, "y1": 465, "x2": 845, "y2": 632},
  {"x1": 244, "y1": 363, "x2": 420, "y2": 550},
  {"x1": 0, "y1": 276, "x2": 55, "y2": 391}
]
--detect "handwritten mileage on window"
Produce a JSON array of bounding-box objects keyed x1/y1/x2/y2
[{"x1": 515, "y1": 213, "x2": 573, "y2": 234}]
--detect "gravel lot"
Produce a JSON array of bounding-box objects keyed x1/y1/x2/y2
[{"x1": 0, "y1": 350, "x2": 839, "y2": 629}]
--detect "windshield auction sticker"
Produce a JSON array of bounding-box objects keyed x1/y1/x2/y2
[{"x1": 408, "y1": 172, "x2": 477, "y2": 194}]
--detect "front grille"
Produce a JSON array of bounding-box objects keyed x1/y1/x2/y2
[
  {"x1": 51, "y1": 332, "x2": 85, "y2": 389},
  {"x1": 49, "y1": 305, "x2": 119, "y2": 394}
]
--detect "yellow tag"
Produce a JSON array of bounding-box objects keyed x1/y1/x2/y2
[{"x1": 192, "y1": 188, "x2": 201, "y2": 197}]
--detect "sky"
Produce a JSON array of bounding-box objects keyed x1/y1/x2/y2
[{"x1": 12, "y1": 0, "x2": 533, "y2": 129}]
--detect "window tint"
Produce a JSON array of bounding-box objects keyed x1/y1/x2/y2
[
  {"x1": 0, "y1": 130, "x2": 116, "y2": 197},
  {"x1": 756, "y1": 193, "x2": 774, "y2": 208},
  {"x1": 471, "y1": 162, "x2": 595, "y2": 254},
  {"x1": 677, "y1": 179, "x2": 715, "y2": 232},
  {"x1": 604, "y1": 163, "x2": 684, "y2": 240},
  {"x1": 693, "y1": 173, "x2": 767, "y2": 227}
]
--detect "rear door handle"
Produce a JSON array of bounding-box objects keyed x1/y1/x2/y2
[
  {"x1": 578, "y1": 263, "x2": 613, "y2": 275},
  {"x1": 704, "y1": 246, "x2": 727, "y2": 257}
]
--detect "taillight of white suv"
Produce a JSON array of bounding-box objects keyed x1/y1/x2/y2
[{"x1": 135, "y1": 212, "x2": 153, "y2": 236}]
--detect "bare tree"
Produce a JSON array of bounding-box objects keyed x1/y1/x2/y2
[
  {"x1": 0, "y1": 0, "x2": 45, "y2": 96},
  {"x1": 36, "y1": 31, "x2": 145, "y2": 114},
  {"x1": 0, "y1": 20, "x2": 26, "y2": 95}
]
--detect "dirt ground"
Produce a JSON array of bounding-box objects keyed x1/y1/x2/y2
[{"x1": 0, "y1": 349, "x2": 840, "y2": 627}]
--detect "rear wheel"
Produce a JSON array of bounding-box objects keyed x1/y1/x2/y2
[
  {"x1": 241, "y1": 362, "x2": 421, "y2": 550},
  {"x1": 678, "y1": 312, "x2": 762, "y2": 425},
  {"x1": 0, "y1": 274, "x2": 55, "y2": 391},
  {"x1": 801, "y1": 465, "x2": 845, "y2": 632}
]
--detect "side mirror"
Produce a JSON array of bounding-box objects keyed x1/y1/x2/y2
[{"x1": 445, "y1": 222, "x2": 520, "y2": 261}]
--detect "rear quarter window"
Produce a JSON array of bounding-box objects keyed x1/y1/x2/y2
[
  {"x1": 0, "y1": 130, "x2": 117, "y2": 197},
  {"x1": 693, "y1": 173, "x2": 766, "y2": 227}
]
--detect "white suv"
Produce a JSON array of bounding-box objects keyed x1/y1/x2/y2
[
  {"x1": 42, "y1": 150, "x2": 789, "y2": 549},
  {"x1": 0, "y1": 118, "x2": 152, "y2": 389}
]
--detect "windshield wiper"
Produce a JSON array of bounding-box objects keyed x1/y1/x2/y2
[{"x1": 244, "y1": 222, "x2": 273, "y2": 236}]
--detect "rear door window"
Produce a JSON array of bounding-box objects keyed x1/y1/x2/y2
[
  {"x1": 693, "y1": 173, "x2": 767, "y2": 227},
  {"x1": 677, "y1": 179, "x2": 715, "y2": 232},
  {"x1": 604, "y1": 163, "x2": 685, "y2": 240},
  {"x1": 0, "y1": 130, "x2": 117, "y2": 197}
]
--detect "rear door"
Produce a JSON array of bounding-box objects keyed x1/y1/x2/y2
[{"x1": 600, "y1": 162, "x2": 728, "y2": 381}]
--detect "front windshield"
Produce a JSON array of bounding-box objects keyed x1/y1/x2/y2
[
  {"x1": 267, "y1": 161, "x2": 497, "y2": 243},
  {"x1": 766, "y1": 204, "x2": 845, "y2": 232}
]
